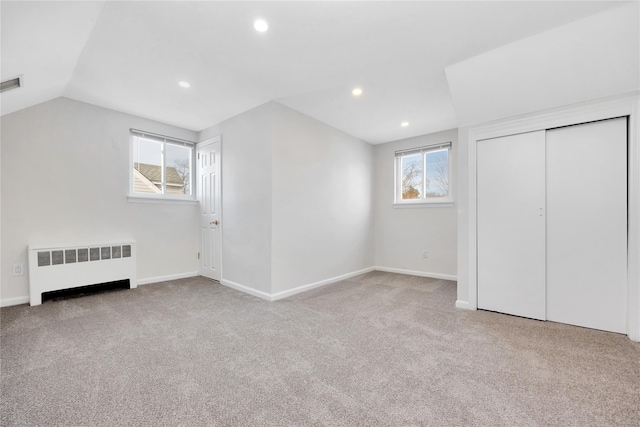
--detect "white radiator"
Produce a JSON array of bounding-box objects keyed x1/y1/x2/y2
[{"x1": 28, "y1": 240, "x2": 137, "y2": 306}]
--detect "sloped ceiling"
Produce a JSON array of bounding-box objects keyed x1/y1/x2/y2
[
  {"x1": 0, "y1": 1, "x2": 105, "y2": 116},
  {"x1": 445, "y1": 2, "x2": 640, "y2": 127},
  {"x1": 1, "y1": 1, "x2": 634, "y2": 144}
]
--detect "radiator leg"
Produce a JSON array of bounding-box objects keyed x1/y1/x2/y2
[{"x1": 30, "y1": 294, "x2": 42, "y2": 306}]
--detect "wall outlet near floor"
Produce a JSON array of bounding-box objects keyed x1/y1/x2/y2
[
  {"x1": 422, "y1": 250, "x2": 429, "y2": 259},
  {"x1": 12, "y1": 263, "x2": 25, "y2": 276}
]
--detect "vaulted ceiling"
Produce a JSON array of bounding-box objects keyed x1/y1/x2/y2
[{"x1": 1, "y1": 1, "x2": 637, "y2": 144}]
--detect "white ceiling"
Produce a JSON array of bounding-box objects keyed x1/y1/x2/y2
[
  {"x1": 446, "y1": 2, "x2": 639, "y2": 126},
  {"x1": 0, "y1": 1, "x2": 633, "y2": 144}
]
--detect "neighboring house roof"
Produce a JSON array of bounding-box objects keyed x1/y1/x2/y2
[{"x1": 134, "y1": 163, "x2": 184, "y2": 187}]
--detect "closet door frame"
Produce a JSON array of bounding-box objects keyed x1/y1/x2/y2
[{"x1": 462, "y1": 94, "x2": 640, "y2": 342}]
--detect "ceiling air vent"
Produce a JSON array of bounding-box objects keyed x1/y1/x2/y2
[{"x1": 0, "y1": 76, "x2": 22, "y2": 93}]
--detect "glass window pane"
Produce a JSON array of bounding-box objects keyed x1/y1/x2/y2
[
  {"x1": 133, "y1": 137, "x2": 163, "y2": 194},
  {"x1": 425, "y1": 149, "x2": 449, "y2": 198},
  {"x1": 401, "y1": 154, "x2": 422, "y2": 199},
  {"x1": 165, "y1": 144, "x2": 191, "y2": 195}
]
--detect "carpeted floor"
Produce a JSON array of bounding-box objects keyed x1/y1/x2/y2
[{"x1": 1, "y1": 271, "x2": 639, "y2": 426}]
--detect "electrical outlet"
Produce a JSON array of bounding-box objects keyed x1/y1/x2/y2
[
  {"x1": 422, "y1": 250, "x2": 429, "y2": 259},
  {"x1": 12, "y1": 263, "x2": 24, "y2": 276}
]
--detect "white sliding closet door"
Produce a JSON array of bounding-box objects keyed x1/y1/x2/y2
[
  {"x1": 546, "y1": 118, "x2": 627, "y2": 333},
  {"x1": 477, "y1": 131, "x2": 547, "y2": 320}
]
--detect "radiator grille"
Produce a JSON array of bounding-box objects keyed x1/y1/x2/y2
[
  {"x1": 52, "y1": 251, "x2": 63, "y2": 265},
  {"x1": 65, "y1": 250, "x2": 76, "y2": 263},
  {"x1": 78, "y1": 249, "x2": 89, "y2": 262},
  {"x1": 37, "y1": 245, "x2": 132, "y2": 267}
]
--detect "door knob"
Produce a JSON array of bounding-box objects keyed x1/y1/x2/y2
[{"x1": 210, "y1": 220, "x2": 219, "y2": 225}]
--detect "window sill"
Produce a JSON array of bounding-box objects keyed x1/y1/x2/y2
[
  {"x1": 393, "y1": 200, "x2": 454, "y2": 209},
  {"x1": 127, "y1": 195, "x2": 198, "y2": 205}
]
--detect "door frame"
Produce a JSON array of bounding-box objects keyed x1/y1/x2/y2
[
  {"x1": 197, "y1": 136, "x2": 223, "y2": 281},
  {"x1": 461, "y1": 92, "x2": 640, "y2": 341}
]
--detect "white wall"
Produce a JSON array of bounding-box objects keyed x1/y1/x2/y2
[
  {"x1": 200, "y1": 101, "x2": 375, "y2": 297},
  {"x1": 271, "y1": 103, "x2": 374, "y2": 294},
  {"x1": 212, "y1": 103, "x2": 273, "y2": 294},
  {"x1": 1, "y1": 97, "x2": 199, "y2": 303},
  {"x1": 446, "y1": 2, "x2": 639, "y2": 126},
  {"x1": 456, "y1": 125, "x2": 471, "y2": 305},
  {"x1": 374, "y1": 129, "x2": 457, "y2": 279}
]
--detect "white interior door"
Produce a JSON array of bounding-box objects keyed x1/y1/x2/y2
[
  {"x1": 477, "y1": 131, "x2": 547, "y2": 320},
  {"x1": 546, "y1": 118, "x2": 627, "y2": 333},
  {"x1": 197, "y1": 139, "x2": 221, "y2": 281}
]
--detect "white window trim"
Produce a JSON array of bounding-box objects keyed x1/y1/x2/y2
[
  {"x1": 128, "y1": 129, "x2": 196, "y2": 202},
  {"x1": 127, "y1": 194, "x2": 198, "y2": 205},
  {"x1": 393, "y1": 200, "x2": 454, "y2": 209},
  {"x1": 393, "y1": 142, "x2": 453, "y2": 207}
]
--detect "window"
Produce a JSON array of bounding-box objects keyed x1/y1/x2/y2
[
  {"x1": 395, "y1": 142, "x2": 452, "y2": 205},
  {"x1": 130, "y1": 129, "x2": 195, "y2": 199}
]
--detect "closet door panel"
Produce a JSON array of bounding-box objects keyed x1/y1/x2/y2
[
  {"x1": 546, "y1": 118, "x2": 627, "y2": 333},
  {"x1": 477, "y1": 131, "x2": 546, "y2": 320}
]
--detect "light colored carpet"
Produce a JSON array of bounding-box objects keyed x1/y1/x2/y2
[{"x1": 1, "y1": 271, "x2": 638, "y2": 426}]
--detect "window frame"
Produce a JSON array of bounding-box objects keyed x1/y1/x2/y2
[
  {"x1": 394, "y1": 142, "x2": 453, "y2": 207},
  {"x1": 128, "y1": 129, "x2": 197, "y2": 203}
]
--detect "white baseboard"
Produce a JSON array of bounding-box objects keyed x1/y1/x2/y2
[
  {"x1": 270, "y1": 267, "x2": 376, "y2": 301},
  {"x1": 220, "y1": 278, "x2": 273, "y2": 301},
  {"x1": 455, "y1": 300, "x2": 474, "y2": 310},
  {"x1": 1, "y1": 296, "x2": 30, "y2": 308},
  {"x1": 219, "y1": 267, "x2": 375, "y2": 302},
  {"x1": 0, "y1": 272, "x2": 199, "y2": 308},
  {"x1": 373, "y1": 266, "x2": 457, "y2": 282},
  {"x1": 220, "y1": 267, "x2": 458, "y2": 302},
  {"x1": 1, "y1": 268, "x2": 456, "y2": 308},
  {"x1": 137, "y1": 271, "x2": 198, "y2": 286}
]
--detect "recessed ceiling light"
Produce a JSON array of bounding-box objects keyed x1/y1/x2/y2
[
  {"x1": 178, "y1": 81, "x2": 191, "y2": 88},
  {"x1": 352, "y1": 87, "x2": 363, "y2": 96},
  {"x1": 401, "y1": 121, "x2": 410, "y2": 127},
  {"x1": 254, "y1": 19, "x2": 269, "y2": 32}
]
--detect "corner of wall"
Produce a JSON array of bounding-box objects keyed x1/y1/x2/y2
[
  {"x1": 373, "y1": 129, "x2": 459, "y2": 279},
  {"x1": 216, "y1": 101, "x2": 274, "y2": 295}
]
